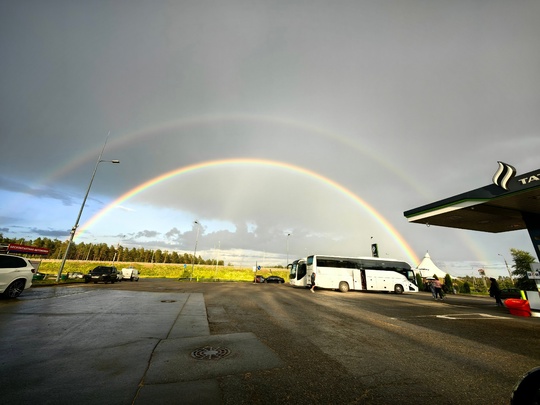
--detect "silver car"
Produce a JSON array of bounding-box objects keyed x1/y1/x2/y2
[{"x1": 0, "y1": 254, "x2": 35, "y2": 298}]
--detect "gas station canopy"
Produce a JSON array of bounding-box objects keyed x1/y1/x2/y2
[{"x1": 404, "y1": 162, "x2": 540, "y2": 259}]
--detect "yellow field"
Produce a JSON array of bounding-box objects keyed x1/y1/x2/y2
[{"x1": 36, "y1": 260, "x2": 289, "y2": 283}]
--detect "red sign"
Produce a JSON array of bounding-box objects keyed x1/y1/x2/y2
[{"x1": 8, "y1": 244, "x2": 50, "y2": 256}]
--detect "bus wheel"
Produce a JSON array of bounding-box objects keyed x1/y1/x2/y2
[
  {"x1": 338, "y1": 281, "x2": 349, "y2": 293},
  {"x1": 394, "y1": 284, "x2": 404, "y2": 294}
]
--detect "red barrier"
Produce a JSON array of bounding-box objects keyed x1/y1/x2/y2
[{"x1": 505, "y1": 299, "x2": 531, "y2": 317}]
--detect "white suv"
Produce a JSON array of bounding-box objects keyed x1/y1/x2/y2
[{"x1": 0, "y1": 254, "x2": 36, "y2": 298}]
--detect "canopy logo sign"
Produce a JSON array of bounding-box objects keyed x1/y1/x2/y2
[
  {"x1": 517, "y1": 172, "x2": 540, "y2": 186},
  {"x1": 492, "y1": 162, "x2": 540, "y2": 193},
  {"x1": 492, "y1": 161, "x2": 516, "y2": 191}
]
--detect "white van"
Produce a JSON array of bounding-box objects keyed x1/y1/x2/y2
[{"x1": 121, "y1": 267, "x2": 140, "y2": 282}]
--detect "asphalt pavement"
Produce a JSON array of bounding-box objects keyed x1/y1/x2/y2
[{"x1": 0, "y1": 280, "x2": 539, "y2": 404}]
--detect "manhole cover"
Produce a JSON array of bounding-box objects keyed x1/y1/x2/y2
[
  {"x1": 160, "y1": 300, "x2": 176, "y2": 303},
  {"x1": 191, "y1": 346, "x2": 231, "y2": 360}
]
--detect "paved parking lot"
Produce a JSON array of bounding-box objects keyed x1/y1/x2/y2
[{"x1": 1, "y1": 280, "x2": 538, "y2": 404}]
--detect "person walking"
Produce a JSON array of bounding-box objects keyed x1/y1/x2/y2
[
  {"x1": 310, "y1": 270, "x2": 316, "y2": 293},
  {"x1": 432, "y1": 276, "x2": 444, "y2": 300},
  {"x1": 428, "y1": 279, "x2": 436, "y2": 298},
  {"x1": 489, "y1": 277, "x2": 504, "y2": 307}
]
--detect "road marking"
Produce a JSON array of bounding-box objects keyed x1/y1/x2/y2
[{"x1": 436, "y1": 313, "x2": 508, "y2": 320}]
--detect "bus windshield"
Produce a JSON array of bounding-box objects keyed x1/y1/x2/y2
[{"x1": 289, "y1": 258, "x2": 307, "y2": 287}]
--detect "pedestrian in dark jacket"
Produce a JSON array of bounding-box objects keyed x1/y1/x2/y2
[
  {"x1": 310, "y1": 270, "x2": 316, "y2": 293},
  {"x1": 489, "y1": 277, "x2": 504, "y2": 307}
]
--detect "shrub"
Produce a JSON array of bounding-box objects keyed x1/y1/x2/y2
[
  {"x1": 460, "y1": 282, "x2": 471, "y2": 294},
  {"x1": 443, "y1": 274, "x2": 453, "y2": 294},
  {"x1": 416, "y1": 273, "x2": 424, "y2": 290}
]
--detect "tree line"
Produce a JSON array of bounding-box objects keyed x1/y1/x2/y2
[
  {"x1": 2, "y1": 235, "x2": 538, "y2": 286},
  {"x1": 0, "y1": 234, "x2": 224, "y2": 266},
  {"x1": 414, "y1": 248, "x2": 537, "y2": 293}
]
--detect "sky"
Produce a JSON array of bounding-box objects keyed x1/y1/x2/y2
[{"x1": 2, "y1": 0, "x2": 539, "y2": 277}]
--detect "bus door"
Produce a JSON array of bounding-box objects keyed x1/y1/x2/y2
[
  {"x1": 356, "y1": 261, "x2": 367, "y2": 290},
  {"x1": 352, "y1": 269, "x2": 362, "y2": 290},
  {"x1": 365, "y1": 269, "x2": 379, "y2": 290}
]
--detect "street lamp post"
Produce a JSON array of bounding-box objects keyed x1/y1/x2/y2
[
  {"x1": 85, "y1": 243, "x2": 93, "y2": 261},
  {"x1": 286, "y1": 233, "x2": 291, "y2": 267},
  {"x1": 191, "y1": 220, "x2": 200, "y2": 281},
  {"x1": 56, "y1": 137, "x2": 119, "y2": 281},
  {"x1": 112, "y1": 235, "x2": 125, "y2": 264},
  {"x1": 214, "y1": 240, "x2": 220, "y2": 281},
  {"x1": 498, "y1": 253, "x2": 514, "y2": 284}
]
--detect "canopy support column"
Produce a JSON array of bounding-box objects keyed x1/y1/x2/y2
[{"x1": 522, "y1": 212, "x2": 540, "y2": 262}]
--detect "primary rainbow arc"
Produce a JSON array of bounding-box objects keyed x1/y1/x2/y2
[{"x1": 77, "y1": 157, "x2": 420, "y2": 265}]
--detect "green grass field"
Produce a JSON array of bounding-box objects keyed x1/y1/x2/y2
[{"x1": 34, "y1": 260, "x2": 289, "y2": 284}]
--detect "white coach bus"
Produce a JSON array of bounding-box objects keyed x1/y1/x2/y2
[
  {"x1": 306, "y1": 255, "x2": 418, "y2": 294},
  {"x1": 288, "y1": 258, "x2": 308, "y2": 287}
]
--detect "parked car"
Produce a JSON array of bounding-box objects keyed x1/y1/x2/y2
[
  {"x1": 121, "y1": 267, "x2": 140, "y2": 282},
  {"x1": 83, "y1": 266, "x2": 119, "y2": 284},
  {"x1": 254, "y1": 275, "x2": 265, "y2": 283},
  {"x1": 265, "y1": 276, "x2": 285, "y2": 284},
  {"x1": 68, "y1": 272, "x2": 84, "y2": 279},
  {"x1": 500, "y1": 288, "x2": 522, "y2": 300},
  {"x1": 0, "y1": 254, "x2": 36, "y2": 298}
]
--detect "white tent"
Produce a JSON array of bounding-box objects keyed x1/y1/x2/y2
[{"x1": 416, "y1": 252, "x2": 447, "y2": 279}]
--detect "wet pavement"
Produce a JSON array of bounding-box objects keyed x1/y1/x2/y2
[{"x1": 0, "y1": 286, "x2": 283, "y2": 404}]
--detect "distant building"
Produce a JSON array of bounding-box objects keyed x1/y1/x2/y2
[{"x1": 416, "y1": 252, "x2": 447, "y2": 279}]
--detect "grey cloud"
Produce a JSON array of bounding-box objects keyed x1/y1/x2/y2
[
  {"x1": 134, "y1": 230, "x2": 160, "y2": 239},
  {"x1": 29, "y1": 227, "x2": 70, "y2": 238},
  {"x1": 165, "y1": 228, "x2": 181, "y2": 239},
  {"x1": 0, "y1": 177, "x2": 75, "y2": 206}
]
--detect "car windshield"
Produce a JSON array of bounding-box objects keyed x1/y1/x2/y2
[{"x1": 92, "y1": 268, "x2": 111, "y2": 274}]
